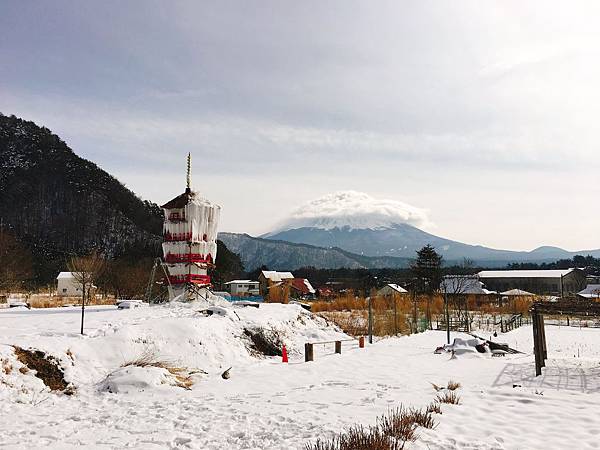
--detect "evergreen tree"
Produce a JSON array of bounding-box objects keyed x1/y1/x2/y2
[{"x1": 411, "y1": 244, "x2": 443, "y2": 294}]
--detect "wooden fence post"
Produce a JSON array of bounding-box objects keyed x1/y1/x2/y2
[
  {"x1": 539, "y1": 315, "x2": 547, "y2": 362},
  {"x1": 532, "y1": 310, "x2": 542, "y2": 377},
  {"x1": 335, "y1": 341, "x2": 342, "y2": 354},
  {"x1": 305, "y1": 343, "x2": 314, "y2": 362}
]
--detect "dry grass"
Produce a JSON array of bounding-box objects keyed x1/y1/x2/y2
[
  {"x1": 306, "y1": 405, "x2": 437, "y2": 450},
  {"x1": 447, "y1": 380, "x2": 461, "y2": 391},
  {"x1": 122, "y1": 350, "x2": 195, "y2": 390},
  {"x1": 426, "y1": 402, "x2": 442, "y2": 414},
  {"x1": 311, "y1": 295, "x2": 367, "y2": 313},
  {"x1": 2, "y1": 358, "x2": 12, "y2": 375},
  {"x1": 316, "y1": 294, "x2": 413, "y2": 337},
  {"x1": 27, "y1": 295, "x2": 116, "y2": 309},
  {"x1": 430, "y1": 382, "x2": 443, "y2": 392},
  {"x1": 436, "y1": 391, "x2": 461, "y2": 405}
]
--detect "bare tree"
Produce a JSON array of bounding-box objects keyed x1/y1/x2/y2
[
  {"x1": 0, "y1": 230, "x2": 33, "y2": 292},
  {"x1": 440, "y1": 259, "x2": 475, "y2": 342},
  {"x1": 67, "y1": 251, "x2": 105, "y2": 334}
]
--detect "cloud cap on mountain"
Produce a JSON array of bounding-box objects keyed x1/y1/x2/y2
[{"x1": 270, "y1": 191, "x2": 433, "y2": 233}]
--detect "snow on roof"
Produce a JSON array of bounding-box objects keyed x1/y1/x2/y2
[
  {"x1": 380, "y1": 284, "x2": 408, "y2": 294},
  {"x1": 577, "y1": 284, "x2": 600, "y2": 298},
  {"x1": 261, "y1": 271, "x2": 294, "y2": 282},
  {"x1": 57, "y1": 272, "x2": 76, "y2": 279},
  {"x1": 478, "y1": 269, "x2": 576, "y2": 279},
  {"x1": 500, "y1": 289, "x2": 535, "y2": 296},
  {"x1": 440, "y1": 276, "x2": 492, "y2": 295},
  {"x1": 224, "y1": 280, "x2": 259, "y2": 285},
  {"x1": 290, "y1": 278, "x2": 316, "y2": 294}
]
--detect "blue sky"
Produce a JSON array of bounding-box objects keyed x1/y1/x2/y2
[{"x1": 2, "y1": 1, "x2": 599, "y2": 250}]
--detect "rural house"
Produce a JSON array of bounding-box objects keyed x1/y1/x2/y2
[
  {"x1": 224, "y1": 280, "x2": 260, "y2": 297},
  {"x1": 258, "y1": 271, "x2": 294, "y2": 297},
  {"x1": 377, "y1": 284, "x2": 408, "y2": 298},
  {"x1": 478, "y1": 269, "x2": 586, "y2": 296},
  {"x1": 290, "y1": 278, "x2": 316, "y2": 300}
]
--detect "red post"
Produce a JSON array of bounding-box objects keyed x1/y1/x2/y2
[
  {"x1": 282, "y1": 345, "x2": 288, "y2": 363},
  {"x1": 359, "y1": 336, "x2": 365, "y2": 348}
]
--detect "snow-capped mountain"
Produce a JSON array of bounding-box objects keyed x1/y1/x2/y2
[
  {"x1": 265, "y1": 191, "x2": 433, "y2": 235},
  {"x1": 264, "y1": 191, "x2": 600, "y2": 264}
]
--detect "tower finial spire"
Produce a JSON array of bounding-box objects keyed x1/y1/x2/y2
[{"x1": 186, "y1": 152, "x2": 191, "y2": 192}]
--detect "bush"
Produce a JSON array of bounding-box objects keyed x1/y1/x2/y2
[
  {"x1": 436, "y1": 391, "x2": 461, "y2": 405},
  {"x1": 306, "y1": 405, "x2": 436, "y2": 450}
]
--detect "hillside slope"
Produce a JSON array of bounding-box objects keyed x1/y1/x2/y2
[
  {"x1": 0, "y1": 114, "x2": 164, "y2": 281},
  {"x1": 218, "y1": 232, "x2": 410, "y2": 270}
]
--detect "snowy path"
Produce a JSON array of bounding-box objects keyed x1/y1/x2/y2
[{"x1": 1, "y1": 306, "x2": 600, "y2": 449}]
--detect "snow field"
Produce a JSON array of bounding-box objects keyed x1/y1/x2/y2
[{"x1": 1, "y1": 304, "x2": 599, "y2": 449}]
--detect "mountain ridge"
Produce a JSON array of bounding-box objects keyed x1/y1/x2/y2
[{"x1": 264, "y1": 222, "x2": 600, "y2": 264}]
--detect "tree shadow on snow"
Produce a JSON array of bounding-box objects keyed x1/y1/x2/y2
[{"x1": 493, "y1": 360, "x2": 600, "y2": 393}]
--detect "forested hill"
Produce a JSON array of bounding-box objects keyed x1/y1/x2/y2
[{"x1": 0, "y1": 113, "x2": 164, "y2": 282}]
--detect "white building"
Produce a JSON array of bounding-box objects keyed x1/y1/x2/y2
[
  {"x1": 377, "y1": 283, "x2": 408, "y2": 297},
  {"x1": 224, "y1": 280, "x2": 260, "y2": 296},
  {"x1": 57, "y1": 272, "x2": 82, "y2": 297}
]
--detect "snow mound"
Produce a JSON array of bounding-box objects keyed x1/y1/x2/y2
[
  {"x1": 101, "y1": 366, "x2": 180, "y2": 393},
  {"x1": 0, "y1": 302, "x2": 348, "y2": 399},
  {"x1": 267, "y1": 190, "x2": 432, "y2": 233}
]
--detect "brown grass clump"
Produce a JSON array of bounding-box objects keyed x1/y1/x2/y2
[
  {"x1": 305, "y1": 425, "x2": 401, "y2": 450},
  {"x1": 306, "y1": 405, "x2": 437, "y2": 450},
  {"x1": 405, "y1": 409, "x2": 436, "y2": 429},
  {"x1": 436, "y1": 391, "x2": 461, "y2": 405},
  {"x1": 121, "y1": 350, "x2": 194, "y2": 390},
  {"x1": 447, "y1": 380, "x2": 461, "y2": 391},
  {"x1": 2, "y1": 358, "x2": 12, "y2": 375},
  {"x1": 13, "y1": 346, "x2": 74, "y2": 394},
  {"x1": 430, "y1": 382, "x2": 443, "y2": 392},
  {"x1": 377, "y1": 407, "x2": 418, "y2": 444},
  {"x1": 426, "y1": 402, "x2": 442, "y2": 414}
]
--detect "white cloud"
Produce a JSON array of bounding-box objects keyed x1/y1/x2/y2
[{"x1": 270, "y1": 191, "x2": 433, "y2": 233}]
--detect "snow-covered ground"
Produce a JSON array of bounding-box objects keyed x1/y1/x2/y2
[{"x1": 1, "y1": 302, "x2": 599, "y2": 449}]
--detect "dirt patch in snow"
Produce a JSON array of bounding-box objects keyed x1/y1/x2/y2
[
  {"x1": 243, "y1": 327, "x2": 284, "y2": 357},
  {"x1": 13, "y1": 346, "x2": 74, "y2": 394}
]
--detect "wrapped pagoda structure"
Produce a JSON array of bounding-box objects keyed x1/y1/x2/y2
[{"x1": 160, "y1": 154, "x2": 221, "y2": 300}]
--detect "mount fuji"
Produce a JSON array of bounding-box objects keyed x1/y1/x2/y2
[{"x1": 263, "y1": 191, "x2": 600, "y2": 265}]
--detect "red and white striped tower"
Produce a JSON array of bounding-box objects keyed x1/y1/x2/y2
[{"x1": 160, "y1": 153, "x2": 221, "y2": 300}]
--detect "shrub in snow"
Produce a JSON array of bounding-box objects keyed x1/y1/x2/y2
[
  {"x1": 446, "y1": 380, "x2": 461, "y2": 391},
  {"x1": 306, "y1": 405, "x2": 437, "y2": 450},
  {"x1": 436, "y1": 391, "x2": 460, "y2": 405}
]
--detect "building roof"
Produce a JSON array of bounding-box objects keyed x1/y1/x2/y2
[
  {"x1": 378, "y1": 283, "x2": 408, "y2": 294},
  {"x1": 500, "y1": 289, "x2": 535, "y2": 296},
  {"x1": 224, "y1": 280, "x2": 259, "y2": 285},
  {"x1": 161, "y1": 188, "x2": 195, "y2": 209},
  {"x1": 260, "y1": 271, "x2": 294, "y2": 282},
  {"x1": 57, "y1": 272, "x2": 75, "y2": 279},
  {"x1": 478, "y1": 269, "x2": 576, "y2": 279},
  {"x1": 440, "y1": 276, "x2": 494, "y2": 295},
  {"x1": 577, "y1": 284, "x2": 600, "y2": 298},
  {"x1": 290, "y1": 278, "x2": 316, "y2": 295}
]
